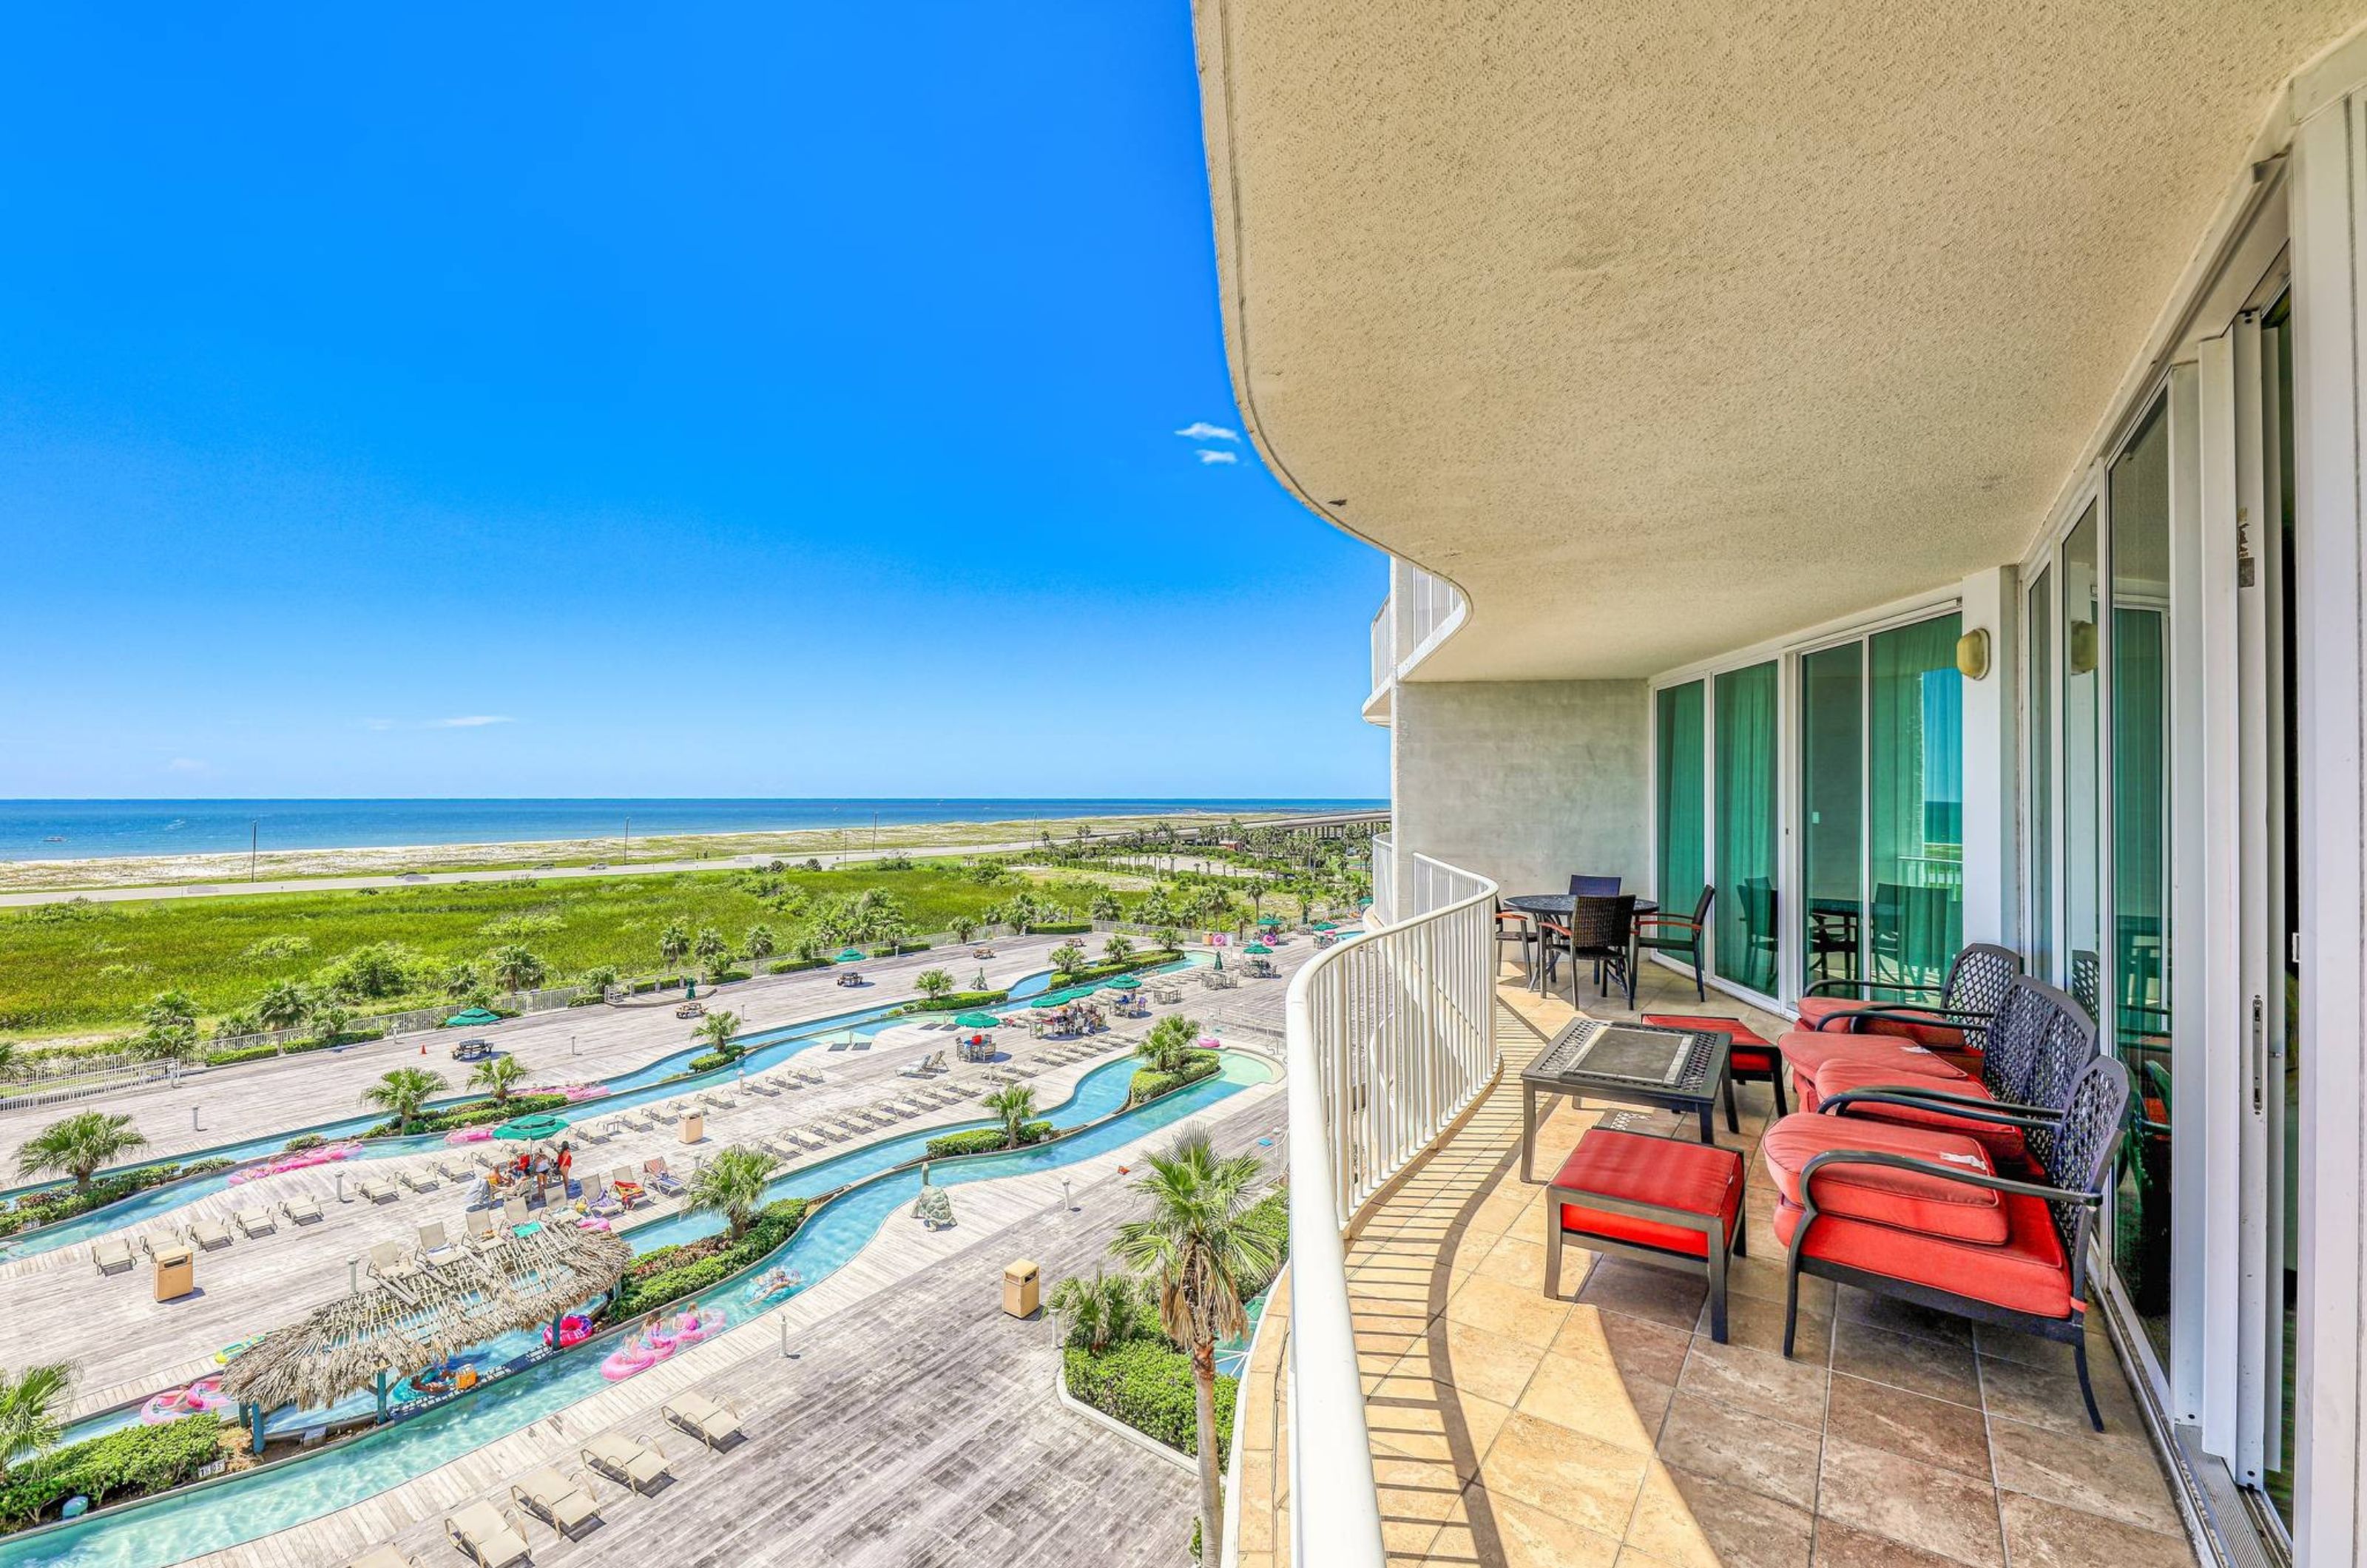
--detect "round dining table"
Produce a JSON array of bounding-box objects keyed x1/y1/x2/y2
[{"x1": 1503, "y1": 893, "x2": 1659, "y2": 993}]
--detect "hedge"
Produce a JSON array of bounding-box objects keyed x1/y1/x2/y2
[
  {"x1": 0, "y1": 1158, "x2": 239, "y2": 1240},
  {"x1": 766, "y1": 959, "x2": 828, "y2": 976},
  {"x1": 1127, "y1": 1050, "x2": 1221, "y2": 1106},
  {"x1": 686, "y1": 1050, "x2": 736, "y2": 1073},
  {"x1": 200, "y1": 1028, "x2": 382, "y2": 1068},
  {"x1": 610, "y1": 1197, "x2": 808, "y2": 1319},
  {"x1": 1063, "y1": 1342, "x2": 1235, "y2": 1457},
  {"x1": 0, "y1": 1413, "x2": 228, "y2": 1527},
  {"x1": 925, "y1": 1120, "x2": 1053, "y2": 1159},
  {"x1": 897, "y1": 989, "x2": 1010, "y2": 1015},
  {"x1": 1237, "y1": 1189, "x2": 1291, "y2": 1298},
  {"x1": 363, "y1": 1091, "x2": 573, "y2": 1140},
  {"x1": 1027, "y1": 922, "x2": 1093, "y2": 935}
]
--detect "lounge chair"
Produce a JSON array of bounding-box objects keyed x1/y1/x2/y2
[
  {"x1": 510, "y1": 1464, "x2": 601, "y2": 1537},
  {"x1": 580, "y1": 1430, "x2": 672, "y2": 1496},
  {"x1": 643, "y1": 1159, "x2": 685, "y2": 1197},
  {"x1": 91, "y1": 1235, "x2": 135, "y2": 1275},
  {"x1": 399, "y1": 1167, "x2": 439, "y2": 1194},
  {"x1": 704, "y1": 1090, "x2": 738, "y2": 1110},
  {"x1": 139, "y1": 1229, "x2": 178, "y2": 1258},
  {"x1": 608, "y1": 1169, "x2": 648, "y2": 1207},
  {"x1": 233, "y1": 1208, "x2": 277, "y2": 1239},
  {"x1": 283, "y1": 1193, "x2": 323, "y2": 1226},
  {"x1": 357, "y1": 1177, "x2": 399, "y2": 1204},
  {"x1": 367, "y1": 1240, "x2": 420, "y2": 1287},
  {"x1": 189, "y1": 1217, "x2": 233, "y2": 1251},
  {"x1": 416, "y1": 1221, "x2": 462, "y2": 1267},
  {"x1": 743, "y1": 1076, "x2": 781, "y2": 1097},
  {"x1": 341, "y1": 1547, "x2": 420, "y2": 1568},
  {"x1": 502, "y1": 1197, "x2": 534, "y2": 1229},
  {"x1": 662, "y1": 1391, "x2": 744, "y2": 1450},
  {"x1": 436, "y1": 1158, "x2": 474, "y2": 1183},
  {"x1": 465, "y1": 1208, "x2": 507, "y2": 1252},
  {"x1": 575, "y1": 1121, "x2": 611, "y2": 1143},
  {"x1": 445, "y1": 1500, "x2": 533, "y2": 1568}
]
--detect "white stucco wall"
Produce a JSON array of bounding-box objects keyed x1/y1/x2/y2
[{"x1": 1391, "y1": 679, "x2": 1649, "y2": 899}]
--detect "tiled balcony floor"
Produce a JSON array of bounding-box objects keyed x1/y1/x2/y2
[{"x1": 1236, "y1": 960, "x2": 2199, "y2": 1568}]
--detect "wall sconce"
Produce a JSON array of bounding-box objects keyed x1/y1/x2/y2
[
  {"x1": 2068, "y1": 619, "x2": 2099, "y2": 675},
  {"x1": 1954, "y1": 629, "x2": 1991, "y2": 681}
]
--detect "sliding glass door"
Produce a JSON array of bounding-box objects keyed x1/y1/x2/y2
[
  {"x1": 1800, "y1": 646, "x2": 1863, "y2": 991},
  {"x1": 1655, "y1": 682, "x2": 1706, "y2": 918},
  {"x1": 1715, "y1": 663, "x2": 1779, "y2": 995}
]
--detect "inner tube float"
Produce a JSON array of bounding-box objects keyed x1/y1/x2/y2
[
  {"x1": 141, "y1": 1378, "x2": 233, "y2": 1425},
  {"x1": 754, "y1": 1270, "x2": 801, "y2": 1302},
  {"x1": 445, "y1": 1127, "x2": 494, "y2": 1146},
  {"x1": 600, "y1": 1342, "x2": 655, "y2": 1381},
  {"x1": 644, "y1": 1328, "x2": 679, "y2": 1359},
  {"x1": 673, "y1": 1309, "x2": 726, "y2": 1346},
  {"x1": 542, "y1": 1314, "x2": 593, "y2": 1349}
]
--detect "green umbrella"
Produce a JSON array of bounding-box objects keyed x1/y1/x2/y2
[
  {"x1": 1104, "y1": 976, "x2": 1141, "y2": 990},
  {"x1": 494, "y1": 1112, "x2": 570, "y2": 1141},
  {"x1": 444, "y1": 1007, "x2": 501, "y2": 1027},
  {"x1": 1244, "y1": 943, "x2": 1273, "y2": 955},
  {"x1": 1311, "y1": 921, "x2": 1340, "y2": 931},
  {"x1": 1257, "y1": 915, "x2": 1282, "y2": 926},
  {"x1": 835, "y1": 948, "x2": 865, "y2": 963},
  {"x1": 953, "y1": 1012, "x2": 1001, "y2": 1030}
]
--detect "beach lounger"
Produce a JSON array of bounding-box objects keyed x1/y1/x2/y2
[
  {"x1": 367, "y1": 1240, "x2": 420, "y2": 1287},
  {"x1": 416, "y1": 1220, "x2": 462, "y2": 1268},
  {"x1": 436, "y1": 1158, "x2": 473, "y2": 1183},
  {"x1": 445, "y1": 1500, "x2": 533, "y2": 1568},
  {"x1": 399, "y1": 1167, "x2": 439, "y2": 1194},
  {"x1": 662, "y1": 1391, "x2": 744, "y2": 1450},
  {"x1": 502, "y1": 1197, "x2": 534, "y2": 1229},
  {"x1": 340, "y1": 1547, "x2": 419, "y2": 1568},
  {"x1": 607, "y1": 1169, "x2": 648, "y2": 1207},
  {"x1": 575, "y1": 1121, "x2": 611, "y2": 1143},
  {"x1": 580, "y1": 1430, "x2": 671, "y2": 1496},
  {"x1": 465, "y1": 1208, "x2": 507, "y2": 1252},
  {"x1": 140, "y1": 1229, "x2": 178, "y2": 1258},
  {"x1": 357, "y1": 1177, "x2": 399, "y2": 1204},
  {"x1": 233, "y1": 1208, "x2": 276, "y2": 1239},
  {"x1": 189, "y1": 1217, "x2": 233, "y2": 1251},
  {"x1": 91, "y1": 1235, "x2": 135, "y2": 1276},
  {"x1": 642, "y1": 1159, "x2": 686, "y2": 1197},
  {"x1": 510, "y1": 1464, "x2": 601, "y2": 1537},
  {"x1": 743, "y1": 1076, "x2": 781, "y2": 1097},
  {"x1": 704, "y1": 1090, "x2": 738, "y2": 1109},
  {"x1": 283, "y1": 1193, "x2": 323, "y2": 1226}
]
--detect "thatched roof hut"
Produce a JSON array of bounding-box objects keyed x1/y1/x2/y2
[{"x1": 222, "y1": 1221, "x2": 632, "y2": 1415}]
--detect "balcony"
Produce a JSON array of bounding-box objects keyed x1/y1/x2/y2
[
  {"x1": 1239, "y1": 865, "x2": 2192, "y2": 1568},
  {"x1": 1365, "y1": 564, "x2": 1468, "y2": 728}
]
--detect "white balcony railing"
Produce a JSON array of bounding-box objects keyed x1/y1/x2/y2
[
  {"x1": 1368, "y1": 832, "x2": 1395, "y2": 925},
  {"x1": 1369, "y1": 600, "x2": 1392, "y2": 700},
  {"x1": 1405, "y1": 565, "x2": 1463, "y2": 652},
  {"x1": 1280, "y1": 851, "x2": 1498, "y2": 1567}
]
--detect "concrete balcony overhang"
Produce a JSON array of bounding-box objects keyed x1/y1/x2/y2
[{"x1": 1192, "y1": 0, "x2": 2363, "y2": 680}]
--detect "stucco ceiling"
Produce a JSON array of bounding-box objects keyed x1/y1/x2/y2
[{"x1": 1193, "y1": 1, "x2": 2361, "y2": 680}]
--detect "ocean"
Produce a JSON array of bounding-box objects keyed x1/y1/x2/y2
[{"x1": 0, "y1": 799, "x2": 1385, "y2": 862}]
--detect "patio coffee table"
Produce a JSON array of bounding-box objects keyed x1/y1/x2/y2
[{"x1": 1520, "y1": 1017, "x2": 1730, "y2": 1180}]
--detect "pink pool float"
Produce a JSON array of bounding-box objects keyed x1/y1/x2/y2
[
  {"x1": 141, "y1": 1377, "x2": 233, "y2": 1425},
  {"x1": 227, "y1": 1142, "x2": 364, "y2": 1185},
  {"x1": 551, "y1": 1084, "x2": 611, "y2": 1103},
  {"x1": 599, "y1": 1341, "x2": 655, "y2": 1380},
  {"x1": 543, "y1": 1314, "x2": 594, "y2": 1349},
  {"x1": 445, "y1": 1127, "x2": 494, "y2": 1146},
  {"x1": 672, "y1": 1308, "x2": 726, "y2": 1346}
]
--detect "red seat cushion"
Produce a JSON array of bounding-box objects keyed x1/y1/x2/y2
[
  {"x1": 1644, "y1": 1014, "x2": 1777, "y2": 1074},
  {"x1": 1779, "y1": 1027, "x2": 1969, "y2": 1094},
  {"x1": 1809, "y1": 1061, "x2": 2028, "y2": 1164},
  {"x1": 1772, "y1": 1191, "x2": 2072, "y2": 1319},
  {"x1": 1759, "y1": 1114, "x2": 2007, "y2": 1244},
  {"x1": 1550, "y1": 1129, "x2": 1743, "y2": 1259},
  {"x1": 1796, "y1": 995, "x2": 1968, "y2": 1050}
]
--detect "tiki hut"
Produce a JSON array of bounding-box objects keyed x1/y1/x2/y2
[{"x1": 221, "y1": 1221, "x2": 632, "y2": 1436}]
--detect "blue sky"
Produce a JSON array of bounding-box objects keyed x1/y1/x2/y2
[{"x1": 0, "y1": 6, "x2": 1388, "y2": 800}]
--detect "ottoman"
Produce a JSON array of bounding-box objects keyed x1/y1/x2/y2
[{"x1": 1545, "y1": 1126, "x2": 1747, "y2": 1340}]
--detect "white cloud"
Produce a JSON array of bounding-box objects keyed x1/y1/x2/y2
[
  {"x1": 364, "y1": 718, "x2": 398, "y2": 731},
  {"x1": 1175, "y1": 422, "x2": 1240, "y2": 442},
  {"x1": 1196, "y1": 449, "x2": 1240, "y2": 465},
  {"x1": 430, "y1": 715, "x2": 514, "y2": 729},
  {"x1": 166, "y1": 757, "x2": 209, "y2": 773}
]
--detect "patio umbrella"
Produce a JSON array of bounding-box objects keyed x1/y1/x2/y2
[
  {"x1": 443, "y1": 1007, "x2": 501, "y2": 1027},
  {"x1": 1257, "y1": 916, "x2": 1282, "y2": 927},
  {"x1": 1311, "y1": 921, "x2": 1340, "y2": 931},
  {"x1": 494, "y1": 1112, "x2": 570, "y2": 1142},
  {"x1": 953, "y1": 1012, "x2": 1001, "y2": 1030},
  {"x1": 1244, "y1": 943, "x2": 1273, "y2": 956},
  {"x1": 1104, "y1": 976, "x2": 1141, "y2": 990},
  {"x1": 835, "y1": 948, "x2": 865, "y2": 963}
]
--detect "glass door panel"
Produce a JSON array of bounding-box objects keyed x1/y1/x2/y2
[
  {"x1": 1656, "y1": 682, "x2": 1707, "y2": 916},
  {"x1": 1800, "y1": 646, "x2": 1863, "y2": 992},
  {"x1": 2028, "y1": 567, "x2": 2056, "y2": 979},
  {"x1": 1869, "y1": 615, "x2": 1965, "y2": 989},
  {"x1": 1715, "y1": 662, "x2": 1779, "y2": 993},
  {"x1": 2062, "y1": 501, "x2": 2104, "y2": 1015}
]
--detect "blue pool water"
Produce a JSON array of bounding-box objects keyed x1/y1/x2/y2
[{"x1": 0, "y1": 1051, "x2": 1274, "y2": 1567}]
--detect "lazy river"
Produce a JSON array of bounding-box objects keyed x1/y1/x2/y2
[{"x1": 0, "y1": 1050, "x2": 1274, "y2": 1567}]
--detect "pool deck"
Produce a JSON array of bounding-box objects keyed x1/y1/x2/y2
[
  {"x1": 181, "y1": 1051, "x2": 1289, "y2": 1567},
  {"x1": 1, "y1": 943, "x2": 1309, "y2": 1422}
]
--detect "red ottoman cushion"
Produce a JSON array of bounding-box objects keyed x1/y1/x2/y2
[
  {"x1": 1809, "y1": 1061, "x2": 2028, "y2": 1164},
  {"x1": 1773, "y1": 1191, "x2": 2071, "y2": 1319},
  {"x1": 1796, "y1": 995, "x2": 1968, "y2": 1050},
  {"x1": 1759, "y1": 1113, "x2": 2007, "y2": 1245},
  {"x1": 1644, "y1": 1014, "x2": 1777, "y2": 1074},
  {"x1": 1550, "y1": 1129, "x2": 1743, "y2": 1259}
]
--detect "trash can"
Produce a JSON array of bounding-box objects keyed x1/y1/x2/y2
[
  {"x1": 153, "y1": 1246, "x2": 195, "y2": 1302},
  {"x1": 1002, "y1": 1259, "x2": 1039, "y2": 1319},
  {"x1": 678, "y1": 1111, "x2": 704, "y2": 1144}
]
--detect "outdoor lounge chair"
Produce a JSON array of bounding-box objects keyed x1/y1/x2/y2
[
  {"x1": 1764, "y1": 1055, "x2": 2133, "y2": 1429},
  {"x1": 91, "y1": 1235, "x2": 135, "y2": 1276},
  {"x1": 581, "y1": 1430, "x2": 672, "y2": 1496},
  {"x1": 399, "y1": 1167, "x2": 439, "y2": 1194},
  {"x1": 510, "y1": 1464, "x2": 601, "y2": 1537},
  {"x1": 572, "y1": 1121, "x2": 608, "y2": 1144},
  {"x1": 465, "y1": 1207, "x2": 507, "y2": 1251},
  {"x1": 608, "y1": 1170, "x2": 648, "y2": 1207},
  {"x1": 502, "y1": 1197, "x2": 535, "y2": 1228},
  {"x1": 662, "y1": 1390, "x2": 743, "y2": 1450},
  {"x1": 341, "y1": 1547, "x2": 420, "y2": 1568},
  {"x1": 357, "y1": 1176, "x2": 399, "y2": 1204},
  {"x1": 436, "y1": 1157, "x2": 474, "y2": 1183},
  {"x1": 643, "y1": 1159, "x2": 685, "y2": 1197},
  {"x1": 367, "y1": 1239, "x2": 421, "y2": 1287},
  {"x1": 704, "y1": 1089, "x2": 738, "y2": 1109},
  {"x1": 233, "y1": 1208, "x2": 277, "y2": 1239},
  {"x1": 445, "y1": 1500, "x2": 533, "y2": 1568},
  {"x1": 189, "y1": 1217, "x2": 233, "y2": 1251},
  {"x1": 744, "y1": 1075, "x2": 781, "y2": 1096},
  {"x1": 416, "y1": 1220, "x2": 462, "y2": 1268},
  {"x1": 1794, "y1": 941, "x2": 2024, "y2": 1051},
  {"x1": 283, "y1": 1193, "x2": 323, "y2": 1225}
]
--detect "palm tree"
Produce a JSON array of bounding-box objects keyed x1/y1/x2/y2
[
  {"x1": 949, "y1": 916, "x2": 978, "y2": 943},
  {"x1": 469, "y1": 1054, "x2": 527, "y2": 1105},
  {"x1": 696, "y1": 1010, "x2": 743, "y2": 1058},
  {"x1": 982, "y1": 1083, "x2": 1037, "y2": 1149},
  {"x1": 686, "y1": 1146, "x2": 777, "y2": 1240},
  {"x1": 658, "y1": 919, "x2": 691, "y2": 968},
  {"x1": 692, "y1": 927, "x2": 728, "y2": 973},
  {"x1": 16, "y1": 1112, "x2": 147, "y2": 1193},
  {"x1": 361, "y1": 1067, "x2": 447, "y2": 1135},
  {"x1": 306, "y1": 998, "x2": 354, "y2": 1048},
  {"x1": 1048, "y1": 942, "x2": 1087, "y2": 977},
  {"x1": 1103, "y1": 934, "x2": 1134, "y2": 966},
  {"x1": 1110, "y1": 1135, "x2": 1280, "y2": 1565},
  {"x1": 0, "y1": 1362, "x2": 72, "y2": 1484},
  {"x1": 914, "y1": 968, "x2": 956, "y2": 1001},
  {"x1": 744, "y1": 923, "x2": 778, "y2": 963},
  {"x1": 1049, "y1": 1270, "x2": 1145, "y2": 1353},
  {"x1": 487, "y1": 944, "x2": 545, "y2": 994},
  {"x1": 1139, "y1": 1014, "x2": 1199, "y2": 1075},
  {"x1": 254, "y1": 980, "x2": 309, "y2": 1034}
]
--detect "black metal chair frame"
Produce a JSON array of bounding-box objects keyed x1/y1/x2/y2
[
  {"x1": 1538, "y1": 893, "x2": 1637, "y2": 1008},
  {"x1": 1806, "y1": 942, "x2": 2025, "y2": 1055},
  {"x1": 1632, "y1": 885, "x2": 1716, "y2": 1001},
  {"x1": 1547, "y1": 1146, "x2": 1748, "y2": 1341},
  {"x1": 1777, "y1": 1055, "x2": 2130, "y2": 1430}
]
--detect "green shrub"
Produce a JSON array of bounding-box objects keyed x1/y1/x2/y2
[
  {"x1": 0, "y1": 1158, "x2": 238, "y2": 1238},
  {"x1": 362, "y1": 1090, "x2": 571, "y2": 1140},
  {"x1": 894, "y1": 989, "x2": 1010, "y2": 1015},
  {"x1": 1237, "y1": 1189, "x2": 1290, "y2": 1298},
  {"x1": 925, "y1": 1120, "x2": 1053, "y2": 1159},
  {"x1": 283, "y1": 1134, "x2": 326, "y2": 1153},
  {"x1": 0, "y1": 1413, "x2": 226, "y2": 1526},
  {"x1": 1047, "y1": 950, "x2": 1179, "y2": 990},
  {"x1": 766, "y1": 958, "x2": 828, "y2": 975},
  {"x1": 609, "y1": 1197, "x2": 808, "y2": 1319},
  {"x1": 1063, "y1": 1342, "x2": 1236, "y2": 1456},
  {"x1": 1128, "y1": 1050, "x2": 1221, "y2": 1106},
  {"x1": 1027, "y1": 922, "x2": 1093, "y2": 935}
]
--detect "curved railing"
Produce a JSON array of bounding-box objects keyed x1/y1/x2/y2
[{"x1": 1278, "y1": 851, "x2": 1497, "y2": 1567}]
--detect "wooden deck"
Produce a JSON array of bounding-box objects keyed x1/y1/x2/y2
[{"x1": 182, "y1": 1062, "x2": 1288, "y2": 1567}]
